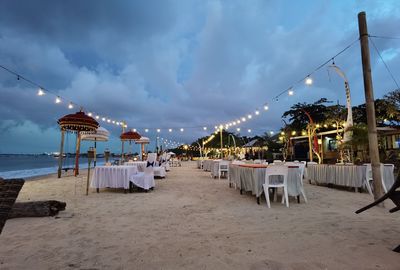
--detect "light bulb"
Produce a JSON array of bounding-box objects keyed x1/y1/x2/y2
[
  {"x1": 96, "y1": 115, "x2": 100, "y2": 119},
  {"x1": 305, "y1": 77, "x2": 313, "y2": 85},
  {"x1": 264, "y1": 105, "x2": 269, "y2": 110},
  {"x1": 68, "y1": 103, "x2": 74, "y2": 109},
  {"x1": 145, "y1": 129, "x2": 149, "y2": 132},
  {"x1": 288, "y1": 90, "x2": 294, "y2": 96},
  {"x1": 88, "y1": 112, "x2": 92, "y2": 117},
  {"x1": 248, "y1": 129, "x2": 251, "y2": 133},
  {"x1": 248, "y1": 114, "x2": 252, "y2": 119},
  {"x1": 203, "y1": 127, "x2": 207, "y2": 130},
  {"x1": 102, "y1": 117, "x2": 106, "y2": 121},
  {"x1": 241, "y1": 117, "x2": 246, "y2": 122},
  {"x1": 107, "y1": 119, "x2": 111, "y2": 123},
  {"x1": 169, "y1": 129, "x2": 172, "y2": 132},
  {"x1": 133, "y1": 128, "x2": 137, "y2": 132},
  {"x1": 180, "y1": 128, "x2": 184, "y2": 132},
  {"x1": 157, "y1": 129, "x2": 160, "y2": 133},
  {"x1": 236, "y1": 128, "x2": 241, "y2": 132},
  {"x1": 55, "y1": 97, "x2": 61, "y2": 104},
  {"x1": 255, "y1": 110, "x2": 259, "y2": 115},
  {"x1": 37, "y1": 88, "x2": 45, "y2": 96}
]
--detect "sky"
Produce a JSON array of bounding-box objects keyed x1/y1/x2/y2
[{"x1": 0, "y1": 0, "x2": 399, "y2": 154}]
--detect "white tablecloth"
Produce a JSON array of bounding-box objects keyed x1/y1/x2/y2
[
  {"x1": 90, "y1": 165, "x2": 138, "y2": 189},
  {"x1": 228, "y1": 165, "x2": 303, "y2": 198},
  {"x1": 306, "y1": 164, "x2": 395, "y2": 188},
  {"x1": 124, "y1": 161, "x2": 147, "y2": 172}
]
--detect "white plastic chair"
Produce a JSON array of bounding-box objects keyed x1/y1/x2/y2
[
  {"x1": 218, "y1": 161, "x2": 230, "y2": 179},
  {"x1": 296, "y1": 163, "x2": 307, "y2": 203},
  {"x1": 263, "y1": 165, "x2": 289, "y2": 208},
  {"x1": 130, "y1": 166, "x2": 155, "y2": 191},
  {"x1": 364, "y1": 163, "x2": 395, "y2": 194}
]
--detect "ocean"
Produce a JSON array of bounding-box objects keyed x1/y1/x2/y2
[{"x1": 0, "y1": 154, "x2": 107, "y2": 179}]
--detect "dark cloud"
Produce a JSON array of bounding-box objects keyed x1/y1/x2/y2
[{"x1": 0, "y1": 0, "x2": 399, "y2": 153}]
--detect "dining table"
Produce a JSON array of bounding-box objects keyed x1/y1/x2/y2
[
  {"x1": 228, "y1": 164, "x2": 303, "y2": 204},
  {"x1": 124, "y1": 161, "x2": 147, "y2": 172},
  {"x1": 305, "y1": 164, "x2": 395, "y2": 191},
  {"x1": 90, "y1": 165, "x2": 138, "y2": 193}
]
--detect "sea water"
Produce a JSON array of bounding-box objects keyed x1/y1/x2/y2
[{"x1": 0, "y1": 154, "x2": 106, "y2": 179}]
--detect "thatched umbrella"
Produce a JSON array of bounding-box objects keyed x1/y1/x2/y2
[
  {"x1": 120, "y1": 130, "x2": 141, "y2": 161},
  {"x1": 81, "y1": 127, "x2": 110, "y2": 166},
  {"x1": 57, "y1": 110, "x2": 99, "y2": 177},
  {"x1": 135, "y1": 136, "x2": 150, "y2": 160}
]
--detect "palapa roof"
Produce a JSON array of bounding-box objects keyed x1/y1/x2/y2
[
  {"x1": 81, "y1": 127, "x2": 110, "y2": 142},
  {"x1": 135, "y1": 136, "x2": 150, "y2": 144},
  {"x1": 120, "y1": 130, "x2": 142, "y2": 141},
  {"x1": 57, "y1": 111, "x2": 99, "y2": 132}
]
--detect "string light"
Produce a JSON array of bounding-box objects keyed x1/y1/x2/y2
[
  {"x1": 101, "y1": 117, "x2": 106, "y2": 121},
  {"x1": 107, "y1": 119, "x2": 111, "y2": 123},
  {"x1": 247, "y1": 129, "x2": 251, "y2": 133},
  {"x1": 145, "y1": 129, "x2": 149, "y2": 132},
  {"x1": 236, "y1": 128, "x2": 240, "y2": 132},
  {"x1": 305, "y1": 76, "x2": 313, "y2": 85},
  {"x1": 96, "y1": 115, "x2": 100, "y2": 120},
  {"x1": 37, "y1": 88, "x2": 45, "y2": 96},
  {"x1": 157, "y1": 129, "x2": 161, "y2": 133},
  {"x1": 203, "y1": 127, "x2": 207, "y2": 130},
  {"x1": 247, "y1": 114, "x2": 252, "y2": 119},
  {"x1": 55, "y1": 96, "x2": 61, "y2": 104},
  {"x1": 263, "y1": 104, "x2": 269, "y2": 110},
  {"x1": 180, "y1": 128, "x2": 184, "y2": 132},
  {"x1": 68, "y1": 103, "x2": 74, "y2": 109},
  {"x1": 169, "y1": 128, "x2": 172, "y2": 132},
  {"x1": 288, "y1": 89, "x2": 294, "y2": 96},
  {"x1": 241, "y1": 117, "x2": 246, "y2": 122},
  {"x1": 255, "y1": 110, "x2": 259, "y2": 115}
]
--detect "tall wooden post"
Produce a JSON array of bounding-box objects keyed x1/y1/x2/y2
[
  {"x1": 57, "y1": 130, "x2": 65, "y2": 178},
  {"x1": 220, "y1": 128, "x2": 223, "y2": 158},
  {"x1": 74, "y1": 132, "x2": 81, "y2": 177},
  {"x1": 307, "y1": 126, "x2": 313, "y2": 161},
  {"x1": 121, "y1": 122, "x2": 126, "y2": 163},
  {"x1": 358, "y1": 11, "x2": 383, "y2": 200}
]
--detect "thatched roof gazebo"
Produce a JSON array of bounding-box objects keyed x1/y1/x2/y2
[
  {"x1": 57, "y1": 110, "x2": 99, "y2": 177},
  {"x1": 135, "y1": 136, "x2": 150, "y2": 161},
  {"x1": 120, "y1": 130, "x2": 142, "y2": 161},
  {"x1": 82, "y1": 127, "x2": 109, "y2": 166}
]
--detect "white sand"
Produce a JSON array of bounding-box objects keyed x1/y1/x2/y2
[{"x1": 1, "y1": 161, "x2": 400, "y2": 269}]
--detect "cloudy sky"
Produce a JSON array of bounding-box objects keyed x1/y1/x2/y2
[{"x1": 0, "y1": 0, "x2": 399, "y2": 154}]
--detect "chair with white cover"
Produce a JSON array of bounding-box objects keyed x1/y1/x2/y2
[
  {"x1": 218, "y1": 161, "x2": 230, "y2": 179},
  {"x1": 147, "y1": 153, "x2": 166, "y2": 178},
  {"x1": 130, "y1": 166, "x2": 155, "y2": 191},
  {"x1": 273, "y1": 160, "x2": 283, "y2": 164},
  {"x1": 263, "y1": 165, "x2": 289, "y2": 208}
]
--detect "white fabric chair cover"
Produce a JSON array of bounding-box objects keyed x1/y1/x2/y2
[
  {"x1": 146, "y1": 153, "x2": 166, "y2": 178},
  {"x1": 130, "y1": 166, "x2": 155, "y2": 190}
]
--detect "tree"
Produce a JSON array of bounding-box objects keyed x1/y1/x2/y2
[{"x1": 282, "y1": 98, "x2": 331, "y2": 131}]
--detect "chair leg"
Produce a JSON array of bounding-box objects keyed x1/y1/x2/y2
[
  {"x1": 301, "y1": 188, "x2": 308, "y2": 203},
  {"x1": 263, "y1": 184, "x2": 271, "y2": 208},
  {"x1": 284, "y1": 187, "x2": 289, "y2": 208},
  {"x1": 365, "y1": 180, "x2": 373, "y2": 196}
]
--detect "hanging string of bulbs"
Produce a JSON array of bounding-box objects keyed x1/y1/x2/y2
[{"x1": 0, "y1": 37, "x2": 359, "y2": 135}]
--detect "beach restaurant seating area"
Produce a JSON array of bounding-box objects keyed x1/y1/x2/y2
[
  {"x1": 90, "y1": 153, "x2": 171, "y2": 193},
  {"x1": 197, "y1": 158, "x2": 396, "y2": 207}
]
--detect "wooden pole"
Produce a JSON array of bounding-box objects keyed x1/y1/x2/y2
[
  {"x1": 57, "y1": 130, "x2": 65, "y2": 178},
  {"x1": 121, "y1": 121, "x2": 126, "y2": 163},
  {"x1": 220, "y1": 128, "x2": 223, "y2": 158},
  {"x1": 358, "y1": 11, "x2": 383, "y2": 200},
  {"x1": 86, "y1": 159, "x2": 91, "y2": 195},
  {"x1": 74, "y1": 132, "x2": 81, "y2": 177},
  {"x1": 307, "y1": 126, "x2": 313, "y2": 161}
]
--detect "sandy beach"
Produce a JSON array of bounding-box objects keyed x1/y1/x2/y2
[{"x1": 1, "y1": 161, "x2": 399, "y2": 269}]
